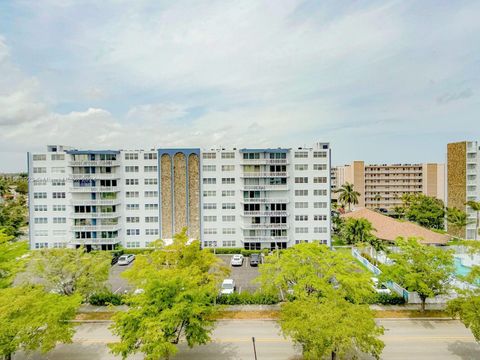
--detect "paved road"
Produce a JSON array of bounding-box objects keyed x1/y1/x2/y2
[{"x1": 14, "y1": 319, "x2": 480, "y2": 360}]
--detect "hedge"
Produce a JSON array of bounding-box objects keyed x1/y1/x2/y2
[
  {"x1": 89, "y1": 291, "x2": 125, "y2": 306},
  {"x1": 216, "y1": 292, "x2": 280, "y2": 305},
  {"x1": 370, "y1": 292, "x2": 405, "y2": 305}
]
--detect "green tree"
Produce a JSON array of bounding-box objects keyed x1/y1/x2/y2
[
  {"x1": 14, "y1": 178, "x2": 28, "y2": 195},
  {"x1": 401, "y1": 193, "x2": 445, "y2": 230},
  {"x1": 380, "y1": 237, "x2": 454, "y2": 312},
  {"x1": 446, "y1": 207, "x2": 472, "y2": 239},
  {"x1": 281, "y1": 296, "x2": 384, "y2": 360},
  {"x1": 367, "y1": 237, "x2": 387, "y2": 265},
  {"x1": 0, "y1": 229, "x2": 28, "y2": 289},
  {"x1": 28, "y1": 247, "x2": 111, "y2": 299},
  {"x1": 392, "y1": 205, "x2": 405, "y2": 219},
  {"x1": 0, "y1": 199, "x2": 27, "y2": 237},
  {"x1": 0, "y1": 285, "x2": 81, "y2": 360},
  {"x1": 340, "y1": 217, "x2": 376, "y2": 246},
  {"x1": 466, "y1": 201, "x2": 480, "y2": 240},
  {"x1": 109, "y1": 229, "x2": 228, "y2": 360},
  {"x1": 334, "y1": 182, "x2": 360, "y2": 212}
]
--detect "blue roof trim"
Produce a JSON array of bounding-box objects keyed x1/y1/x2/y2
[
  {"x1": 158, "y1": 148, "x2": 200, "y2": 156},
  {"x1": 66, "y1": 150, "x2": 120, "y2": 155},
  {"x1": 240, "y1": 148, "x2": 290, "y2": 153}
]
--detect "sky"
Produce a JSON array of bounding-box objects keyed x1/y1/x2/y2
[{"x1": 0, "y1": 0, "x2": 479, "y2": 172}]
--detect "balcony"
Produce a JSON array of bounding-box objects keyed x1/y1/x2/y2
[
  {"x1": 69, "y1": 160, "x2": 120, "y2": 167},
  {"x1": 241, "y1": 198, "x2": 289, "y2": 204},
  {"x1": 70, "y1": 212, "x2": 120, "y2": 219},
  {"x1": 241, "y1": 172, "x2": 288, "y2": 178},
  {"x1": 243, "y1": 211, "x2": 288, "y2": 216},
  {"x1": 70, "y1": 238, "x2": 121, "y2": 245},
  {"x1": 71, "y1": 225, "x2": 121, "y2": 232},
  {"x1": 70, "y1": 173, "x2": 121, "y2": 180},
  {"x1": 70, "y1": 199, "x2": 121, "y2": 206},
  {"x1": 243, "y1": 236, "x2": 288, "y2": 242},
  {"x1": 242, "y1": 159, "x2": 288, "y2": 165},
  {"x1": 242, "y1": 185, "x2": 289, "y2": 191},
  {"x1": 242, "y1": 224, "x2": 289, "y2": 230},
  {"x1": 69, "y1": 186, "x2": 120, "y2": 193}
]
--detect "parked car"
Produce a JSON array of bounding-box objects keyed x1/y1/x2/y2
[
  {"x1": 230, "y1": 254, "x2": 244, "y2": 266},
  {"x1": 118, "y1": 254, "x2": 135, "y2": 266},
  {"x1": 220, "y1": 279, "x2": 236, "y2": 295},
  {"x1": 111, "y1": 253, "x2": 122, "y2": 266},
  {"x1": 371, "y1": 277, "x2": 391, "y2": 295},
  {"x1": 249, "y1": 253, "x2": 260, "y2": 266}
]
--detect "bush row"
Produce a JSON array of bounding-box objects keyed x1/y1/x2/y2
[
  {"x1": 369, "y1": 292, "x2": 406, "y2": 305},
  {"x1": 89, "y1": 292, "x2": 125, "y2": 306},
  {"x1": 206, "y1": 247, "x2": 270, "y2": 257},
  {"x1": 216, "y1": 292, "x2": 280, "y2": 305}
]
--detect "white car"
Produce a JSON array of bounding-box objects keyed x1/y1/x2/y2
[
  {"x1": 220, "y1": 279, "x2": 236, "y2": 295},
  {"x1": 371, "y1": 277, "x2": 392, "y2": 295},
  {"x1": 118, "y1": 254, "x2": 135, "y2": 266},
  {"x1": 230, "y1": 254, "x2": 244, "y2": 266}
]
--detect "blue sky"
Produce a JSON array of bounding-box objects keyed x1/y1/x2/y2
[{"x1": 0, "y1": 0, "x2": 479, "y2": 171}]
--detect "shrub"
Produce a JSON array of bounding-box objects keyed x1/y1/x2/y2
[
  {"x1": 370, "y1": 292, "x2": 405, "y2": 305},
  {"x1": 89, "y1": 292, "x2": 124, "y2": 306},
  {"x1": 216, "y1": 291, "x2": 280, "y2": 305}
]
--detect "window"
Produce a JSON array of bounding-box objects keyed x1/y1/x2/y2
[
  {"x1": 33, "y1": 167, "x2": 47, "y2": 174},
  {"x1": 34, "y1": 192, "x2": 47, "y2": 199},
  {"x1": 53, "y1": 230, "x2": 67, "y2": 236},
  {"x1": 203, "y1": 228, "x2": 217, "y2": 234},
  {"x1": 34, "y1": 205, "x2": 48, "y2": 212},
  {"x1": 125, "y1": 153, "x2": 138, "y2": 160},
  {"x1": 34, "y1": 243, "x2": 49, "y2": 249},
  {"x1": 222, "y1": 190, "x2": 235, "y2": 197},
  {"x1": 126, "y1": 217, "x2": 140, "y2": 223},
  {"x1": 295, "y1": 202, "x2": 308, "y2": 209},
  {"x1": 295, "y1": 227, "x2": 308, "y2": 234},
  {"x1": 313, "y1": 202, "x2": 328, "y2": 208},
  {"x1": 294, "y1": 164, "x2": 308, "y2": 171},
  {"x1": 294, "y1": 151, "x2": 308, "y2": 158},
  {"x1": 222, "y1": 215, "x2": 235, "y2": 222},
  {"x1": 202, "y1": 152, "x2": 216, "y2": 159},
  {"x1": 126, "y1": 179, "x2": 139, "y2": 185},
  {"x1": 222, "y1": 165, "x2": 235, "y2": 171},
  {"x1": 313, "y1": 151, "x2": 327, "y2": 158},
  {"x1": 146, "y1": 229, "x2": 159, "y2": 235},
  {"x1": 222, "y1": 228, "x2": 236, "y2": 234},
  {"x1": 203, "y1": 178, "x2": 216, "y2": 185},
  {"x1": 126, "y1": 229, "x2": 140, "y2": 236},
  {"x1": 144, "y1": 153, "x2": 157, "y2": 160},
  {"x1": 295, "y1": 215, "x2": 308, "y2": 221},
  {"x1": 144, "y1": 166, "x2": 157, "y2": 172},
  {"x1": 145, "y1": 216, "x2": 159, "y2": 223},
  {"x1": 221, "y1": 152, "x2": 235, "y2": 159},
  {"x1": 126, "y1": 204, "x2": 140, "y2": 210},
  {"x1": 126, "y1": 241, "x2": 141, "y2": 248},
  {"x1": 313, "y1": 177, "x2": 327, "y2": 184},
  {"x1": 145, "y1": 204, "x2": 158, "y2": 210},
  {"x1": 34, "y1": 230, "x2": 48, "y2": 236},
  {"x1": 204, "y1": 216, "x2": 217, "y2": 222},
  {"x1": 33, "y1": 154, "x2": 46, "y2": 161},
  {"x1": 52, "y1": 192, "x2": 66, "y2": 199},
  {"x1": 52, "y1": 205, "x2": 66, "y2": 211},
  {"x1": 314, "y1": 215, "x2": 327, "y2": 221},
  {"x1": 51, "y1": 167, "x2": 65, "y2": 173},
  {"x1": 295, "y1": 177, "x2": 308, "y2": 184},
  {"x1": 52, "y1": 242, "x2": 67, "y2": 248},
  {"x1": 314, "y1": 189, "x2": 327, "y2": 196},
  {"x1": 204, "y1": 241, "x2": 218, "y2": 247},
  {"x1": 222, "y1": 178, "x2": 235, "y2": 184},
  {"x1": 295, "y1": 190, "x2": 308, "y2": 196},
  {"x1": 52, "y1": 179, "x2": 65, "y2": 186},
  {"x1": 34, "y1": 218, "x2": 48, "y2": 224},
  {"x1": 53, "y1": 217, "x2": 66, "y2": 224},
  {"x1": 126, "y1": 191, "x2": 139, "y2": 198},
  {"x1": 295, "y1": 240, "x2": 308, "y2": 244},
  {"x1": 33, "y1": 179, "x2": 47, "y2": 186},
  {"x1": 222, "y1": 240, "x2": 236, "y2": 247},
  {"x1": 51, "y1": 154, "x2": 65, "y2": 160},
  {"x1": 203, "y1": 203, "x2": 217, "y2": 210},
  {"x1": 314, "y1": 227, "x2": 328, "y2": 233},
  {"x1": 144, "y1": 178, "x2": 158, "y2": 185},
  {"x1": 203, "y1": 165, "x2": 216, "y2": 171},
  {"x1": 222, "y1": 203, "x2": 235, "y2": 210},
  {"x1": 144, "y1": 191, "x2": 158, "y2": 198},
  {"x1": 313, "y1": 164, "x2": 327, "y2": 170},
  {"x1": 125, "y1": 166, "x2": 139, "y2": 172},
  {"x1": 203, "y1": 190, "x2": 216, "y2": 197}
]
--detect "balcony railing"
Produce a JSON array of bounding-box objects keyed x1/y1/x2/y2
[
  {"x1": 241, "y1": 159, "x2": 288, "y2": 165},
  {"x1": 241, "y1": 172, "x2": 288, "y2": 178},
  {"x1": 70, "y1": 173, "x2": 121, "y2": 180},
  {"x1": 71, "y1": 225, "x2": 121, "y2": 232},
  {"x1": 242, "y1": 185, "x2": 289, "y2": 191},
  {"x1": 70, "y1": 238, "x2": 121, "y2": 245},
  {"x1": 243, "y1": 236, "x2": 288, "y2": 242},
  {"x1": 70, "y1": 199, "x2": 120, "y2": 206},
  {"x1": 243, "y1": 211, "x2": 288, "y2": 216},
  {"x1": 70, "y1": 212, "x2": 120, "y2": 219},
  {"x1": 241, "y1": 198, "x2": 289, "y2": 204},
  {"x1": 242, "y1": 224, "x2": 289, "y2": 230},
  {"x1": 69, "y1": 160, "x2": 120, "y2": 167},
  {"x1": 69, "y1": 186, "x2": 120, "y2": 193}
]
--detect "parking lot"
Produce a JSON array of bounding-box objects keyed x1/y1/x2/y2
[{"x1": 108, "y1": 262, "x2": 133, "y2": 294}]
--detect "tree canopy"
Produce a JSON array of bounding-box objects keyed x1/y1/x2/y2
[
  {"x1": 334, "y1": 182, "x2": 360, "y2": 212},
  {"x1": 109, "y1": 229, "x2": 228, "y2": 360},
  {"x1": 0, "y1": 229, "x2": 28, "y2": 289},
  {"x1": 380, "y1": 237, "x2": 454, "y2": 311},
  {"x1": 400, "y1": 193, "x2": 445, "y2": 230},
  {"x1": 446, "y1": 207, "x2": 471, "y2": 239},
  {"x1": 340, "y1": 217, "x2": 376, "y2": 246}
]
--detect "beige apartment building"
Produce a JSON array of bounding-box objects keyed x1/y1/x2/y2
[{"x1": 332, "y1": 161, "x2": 445, "y2": 210}]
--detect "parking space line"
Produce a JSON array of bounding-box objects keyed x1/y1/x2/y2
[
  {"x1": 113, "y1": 287, "x2": 122, "y2": 294},
  {"x1": 238, "y1": 286, "x2": 242, "y2": 294}
]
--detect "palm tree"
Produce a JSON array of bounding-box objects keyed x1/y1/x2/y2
[
  {"x1": 466, "y1": 201, "x2": 480, "y2": 240},
  {"x1": 340, "y1": 218, "x2": 375, "y2": 245},
  {"x1": 334, "y1": 182, "x2": 360, "y2": 212},
  {"x1": 446, "y1": 207, "x2": 472, "y2": 239}
]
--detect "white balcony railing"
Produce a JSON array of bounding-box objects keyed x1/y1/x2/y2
[
  {"x1": 69, "y1": 186, "x2": 120, "y2": 193},
  {"x1": 70, "y1": 212, "x2": 120, "y2": 219},
  {"x1": 70, "y1": 199, "x2": 120, "y2": 206},
  {"x1": 71, "y1": 225, "x2": 121, "y2": 232},
  {"x1": 242, "y1": 224, "x2": 289, "y2": 230},
  {"x1": 241, "y1": 159, "x2": 288, "y2": 165},
  {"x1": 241, "y1": 172, "x2": 288, "y2": 178},
  {"x1": 241, "y1": 198, "x2": 289, "y2": 204},
  {"x1": 242, "y1": 185, "x2": 289, "y2": 191},
  {"x1": 243, "y1": 211, "x2": 288, "y2": 216},
  {"x1": 70, "y1": 173, "x2": 121, "y2": 180},
  {"x1": 243, "y1": 236, "x2": 288, "y2": 242},
  {"x1": 69, "y1": 160, "x2": 120, "y2": 167},
  {"x1": 70, "y1": 238, "x2": 121, "y2": 245}
]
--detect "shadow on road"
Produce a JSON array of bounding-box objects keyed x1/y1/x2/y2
[
  {"x1": 175, "y1": 342, "x2": 239, "y2": 360},
  {"x1": 448, "y1": 340, "x2": 480, "y2": 360}
]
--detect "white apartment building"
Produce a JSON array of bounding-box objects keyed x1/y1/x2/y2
[{"x1": 28, "y1": 143, "x2": 331, "y2": 250}]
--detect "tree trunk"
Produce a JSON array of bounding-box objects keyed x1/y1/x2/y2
[
  {"x1": 5, "y1": 353, "x2": 12, "y2": 360},
  {"x1": 331, "y1": 351, "x2": 337, "y2": 360},
  {"x1": 420, "y1": 298, "x2": 426, "y2": 313}
]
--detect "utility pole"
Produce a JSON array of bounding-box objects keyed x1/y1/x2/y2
[{"x1": 252, "y1": 337, "x2": 258, "y2": 360}]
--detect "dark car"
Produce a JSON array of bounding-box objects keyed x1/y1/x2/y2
[{"x1": 249, "y1": 253, "x2": 260, "y2": 267}]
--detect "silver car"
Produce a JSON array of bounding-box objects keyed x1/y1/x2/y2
[
  {"x1": 118, "y1": 254, "x2": 135, "y2": 266},
  {"x1": 230, "y1": 254, "x2": 244, "y2": 266}
]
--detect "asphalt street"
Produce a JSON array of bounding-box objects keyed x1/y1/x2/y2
[{"x1": 14, "y1": 319, "x2": 480, "y2": 360}]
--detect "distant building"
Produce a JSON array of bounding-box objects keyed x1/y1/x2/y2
[
  {"x1": 332, "y1": 161, "x2": 445, "y2": 210},
  {"x1": 447, "y1": 141, "x2": 480, "y2": 240}
]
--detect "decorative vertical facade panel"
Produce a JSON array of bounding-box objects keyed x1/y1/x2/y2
[
  {"x1": 447, "y1": 142, "x2": 467, "y2": 238},
  {"x1": 173, "y1": 153, "x2": 187, "y2": 234},
  {"x1": 188, "y1": 154, "x2": 200, "y2": 239},
  {"x1": 161, "y1": 154, "x2": 173, "y2": 239}
]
